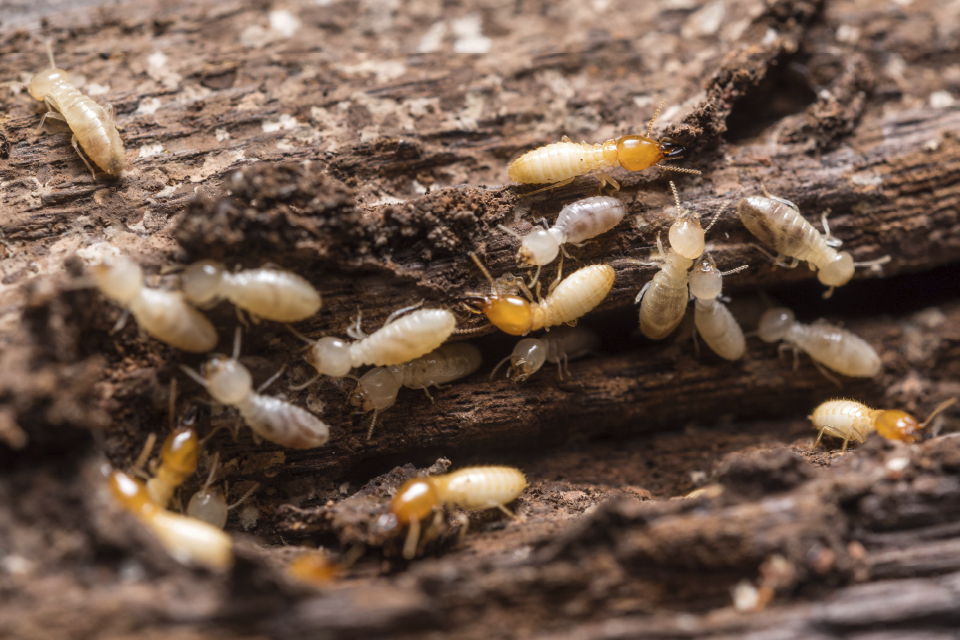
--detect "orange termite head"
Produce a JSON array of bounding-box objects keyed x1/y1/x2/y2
[
  {"x1": 160, "y1": 425, "x2": 199, "y2": 477},
  {"x1": 874, "y1": 410, "x2": 923, "y2": 443},
  {"x1": 108, "y1": 469, "x2": 156, "y2": 518},
  {"x1": 464, "y1": 294, "x2": 533, "y2": 336},
  {"x1": 288, "y1": 552, "x2": 340, "y2": 585},
  {"x1": 390, "y1": 478, "x2": 440, "y2": 524}
]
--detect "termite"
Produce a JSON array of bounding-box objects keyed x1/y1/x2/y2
[
  {"x1": 498, "y1": 196, "x2": 626, "y2": 267},
  {"x1": 146, "y1": 418, "x2": 199, "y2": 509},
  {"x1": 490, "y1": 325, "x2": 600, "y2": 382},
  {"x1": 809, "y1": 397, "x2": 958, "y2": 452},
  {"x1": 464, "y1": 254, "x2": 614, "y2": 336},
  {"x1": 186, "y1": 453, "x2": 260, "y2": 528},
  {"x1": 635, "y1": 182, "x2": 715, "y2": 340},
  {"x1": 108, "y1": 468, "x2": 233, "y2": 568},
  {"x1": 291, "y1": 304, "x2": 458, "y2": 384},
  {"x1": 737, "y1": 192, "x2": 891, "y2": 298},
  {"x1": 507, "y1": 101, "x2": 700, "y2": 194},
  {"x1": 181, "y1": 328, "x2": 330, "y2": 449},
  {"x1": 757, "y1": 307, "x2": 882, "y2": 382},
  {"x1": 688, "y1": 255, "x2": 749, "y2": 361},
  {"x1": 388, "y1": 465, "x2": 527, "y2": 559},
  {"x1": 2, "y1": 43, "x2": 125, "y2": 177},
  {"x1": 349, "y1": 343, "x2": 483, "y2": 440},
  {"x1": 93, "y1": 256, "x2": 218, "y2": 353},
  {"x1": 180, "y1": 261, "x2": 321, "y2": 323}
]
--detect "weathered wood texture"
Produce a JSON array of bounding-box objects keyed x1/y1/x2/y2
[{"x1": 2, "y1": 0, "x2": 960, "y2": 638}]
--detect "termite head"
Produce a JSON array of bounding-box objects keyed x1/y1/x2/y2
[
  {"x1": 28, "y1": 68, "x2": 69, "y2": 101},
  {"x1": 464, "y1": 294, "x2": 534, "y2": 336},
  {"x1": 508, "y1": 338, "x2": 547, "y2": 382},
  {"x1": 817, "y1": 252, "x2": 855, "y2": 287},
  {"x1": 666, "y1": 180, "x2": 704, "y2": 260},
  {"x1": 348, "y1": 367, "x2": 401, "y2": 412},
  {"x1": 108, "y1": 469, "x2": 156, "y2": 518},
  {"x1": 187, "y1": 488, "x2": 228, "y2": 528},
  {"x1": 873, "y1": 410, "x2": 923, "y2": 443},
  {"x1": 390, "y1": 478, "x2": 440, "y2": 524},
  {"x1": 520, "y1": 228, "x2": 561, "y2": 265},
  {"x1": 181, "y1": 261, "x2": 226, "y2": 307},
  {"x1": 288, "y1": 552, "x2": 340, "y2": 585},
  {"x1": 616, "y1": 135, "x2": 668, "y2": 172},
  {"x1": 204, "y1": 356, "x2": 253, "y2": 405},
  {"x1": 758, "y1": 307, "x2": 795, "y2": 342},
  {"x1": 305, "y1": 337, "x2": 353, "y2": 378},
  {"x1": 160, "y1": 426, "x2": 199, "y2": 477},
  {"x1": 93, "y1": 257, "x2": 143, "y2": 305},
  {"x1": 689, "y1": 255, "x2": 722, "y2": 300}
]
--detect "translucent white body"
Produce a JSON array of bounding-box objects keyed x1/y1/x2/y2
[
  {"x1": 433, "y1": 466, "x2": 528, "y2": 511},
  {"x1": 758, "y1": 308, "x2": 882, "y2": 377},
  {"x1": 737, "y1": 196, "x2": 853, "y2": 287},
  {"x1": 519, "y1": 196, "x2": 626, "y2": 265},
  {"x1": 809, "y1": 400, "x2": 877, "y2": 447},
  {"x1": 27, "y1": 67, "x2": 125, "y2": 176},
  {"x1": 181, "y1": 262, "x2": 321, "y2": 323},
  {"x1": 689, "y1": 256, "x2": 746, "y2": 361},
  {"x1": 94, "y1": 258, "x2": 218, "y2": 353},
  {"x1": 509, "y1": 140, "x2": 616, "y2": 185},
  {"x1": 200, "y1": 357, "x2": 329, "y2": 448},
  {"x1": 187, "y1": 489, "x2": 229, "y2": 529},
  {"x1": 306, "y1": 309, "x2": 457, "y2": 378},
  {"x1": 638, "y1": 249, "x2": 693, "y2": 340},
  {"x1": 351, "y1": 343, "x2": 483, "y2": 413},
  {"x1": 533, "y1": 265, "x2": 615, "y2": 330},
  {"x1": 506, "y1": 325, "x2": 599, "y2": 381}
]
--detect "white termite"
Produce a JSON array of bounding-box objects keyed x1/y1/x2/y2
[
  {"x1": 737, "y1": 191, "x2": 891, "y2": 298},
  {"x1": 498, "y1": 196, "x2": 626, "y2": 266},
  {"x1": 809, "y1": 397, "x2": 957, "y2": 452},
  {"x1": 757, "y1": 307, "x2": 882, "y2": 382},
  {"x1": 3, "y1": 43, "x2": 125, "y2": 177},
  {"x1": 465, "y1": 254, "x2": 615, "y2": 336},
  {"x1": 490, "y1": 325, "x2": 600, "y2": 382},
  {"x1": 291, "y1": 303, "x2": 458, "y2": 385},
  {"x1": 181, "y1": 261, "x2": 321, "y2": 323},
  {"x1": 93, "y1": 256, "x2": 218, "y2": 353},
  {"x1": 635, "y1": 182, "x2": 717, "y2": 340},
  {"x1": 688, "y1": 255, "x2": 749, "y2": 361},
  {"x1": 349, "y1": 343, "x2": 483, "y2": 440},
  {"x1": 186, "y1": 453, "x2": 260, "y2": 528},
  {"x1": 181, "y1": 328, "x2": 330, "y2": 449}
]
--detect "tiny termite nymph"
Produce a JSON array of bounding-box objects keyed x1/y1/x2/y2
[
  {"x1": 499, "y1": 196, "x2": 627, "y2": 267},
  {"x1": 349, "y1": 343, "x2": 483, "y2": 440},
  {"x1": 186, "y1": 453, "x2": 260, "y2": 528},
  {"x1": 93, "y1": 256, "x2": 218, "y2": 353},
  {"x1": 635, "y1": 182, "x2": 716, "y2": 340},
  {"x1": 181, "y1": 261, "x2": 321, "y2": 323},
  {"x1": 507, "y1": 101, "x2": 700, "y2": 194},
  {"x1": 737, "y1": 192, "x2": 891, "y2": 298},
  {"x1": 688, "y1": 255, "x2": 749, "y2": 361},
  {"x1": 108, "y1": 468, "x2": 233, "y2": 568},
  {"x1": 388, "y1": 465, "x2": 527, "y2": 559},
  {"x1": 809, "y1": 397, "x2": 958, "y2": 452},
  {"x1": 490, "y1": 325, "x2": 599, "y2": 382},
  {"x1": 181, "y1": 328, "x2": 330, "y2": 449},
  {"x1": 3, "y1": 43, "x2": 125, "y2": 177},
  {"x1": 464, "y1": 254, "x2": 614, "y2": 336},
  {"x1": 291, "y1": 303, "x2": 458, "y2": 384},
  {"x1": 758, "y1": 307, "x2": 882, "y2": 382}
]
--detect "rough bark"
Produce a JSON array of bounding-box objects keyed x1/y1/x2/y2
[{"x1": 1, "y1": 0, "x2": 960, "y2": 638}]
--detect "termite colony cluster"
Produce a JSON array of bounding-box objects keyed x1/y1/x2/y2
[{"x1": 6, "y1": 47, "x2": 956, "y2": 578}]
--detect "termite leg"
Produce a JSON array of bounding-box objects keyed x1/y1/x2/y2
[
  {"x1": 383, "y1": 300, "x2": 425, "y2": 326},
  {"x1": 289, "y1": 374, "x2": 322, "y2": 392},
  {"x1": 347, "y1": 308, "x2": 368, "y2": 340},
  {"x1": 811, "y1": 359, "x2": 843, "y2": 389},
  {"x1": 132, "y1": 432, "x2": 157, "y2": 474},
  {"x1": 820, "y1": 210, "x2": 843, "y2": 248},
  {"x1": 111, "y1": 308, "x2": 131, "y2": 334},
  {"x1": 227, "y1": 482, "x2": 260, "y2": 510},
  {"x1": 595, "y1": 170, "x2": 620, "y2": 193},
  {"x1": 547, "y1": 255, "x2": 564, "y2": 295},
  {"x1": 518, "y1": 177, "x2": 575, "y2": 199},
  {"x1": 822, "y1": 286, "x2": 836, "y2": 300},
  {"x1": 494, "y1": 503, "x2": 518, "y2": 519},
  {"x1": 403, "y1": 517, "x2": 421, "y2": 560},
  {"x1": 454, "y1": 512, "x2": 470, "y2": 549},
  {"x1": 527, "y1": 265, "x2": 542, "y2": 292},
  {"x1": 813, "y1": 427, "x2": 828, "y2": 449},
  {"x1": 420, "y1": 385, "x2": 437, "y2": 402},
  {"x1": 231, "y1": 326, "x2": 243, "y2": 360},
  {"x1": 235, "y1": 306, "x2": 251, "y2": 328},
  {"x1": 841, "y1": 436, "x2": 851, "y2": 453},
  {"x1": 634, "y1": 282, "x2": 651, "y2": 304},
  {"x1": 759, "y1": 185, "x2": 799, "y2": 212}
]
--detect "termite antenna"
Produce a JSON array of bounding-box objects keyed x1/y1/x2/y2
[
  {"x1": 704, "y1": 202, "x2": 729, "y2": 234},
  {"x1": 497, "y1": 224, "x2": 524, "y2": 241},
  {"x1": 227, "y1": 482, "x2": 260, "y2": 510},
  {"x1": 669, "y1": 181, "x2": 682, "y2": 217},
  {"x1": 854, "y1": 255, "x2": 892, "y2": 269},
  {"x1": 489, "y1": 354, "x2": 512, "y2": 381},
  {"x1": 289, "y1": 374, "x2": 322, "y2": 392},
  {"x1": 720, "y1": 264, "x2": 749, "y2": 277},
  {"x1": 200, "y1": 452, "x2": 220, "y2": 492},
  {"x1": 179, "y1": 364, "x2": 209, "y2": 388},
  {"x1": 46, "y1": 40, "x2": 56, "y2": 69},
  {"x1": 658, "y1": 164, "x2": 702, "y2": 176},
  {"x1": 647, "y1": 100, "x2": 666, "y2": 137},
  {"x1": 920, "y1": 397, "x2": 959, "y2": 428},
  {"x1": 469, "y1": 252, "x2": 501, "y2": 296},
  {"x1": 366, "y1": 410, "x2": 379, "y2": 441}
]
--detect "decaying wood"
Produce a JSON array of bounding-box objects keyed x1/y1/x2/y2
[{"x1": 1, "y1": 0, "x2": 960, "y2": 638}]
